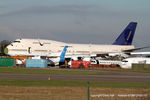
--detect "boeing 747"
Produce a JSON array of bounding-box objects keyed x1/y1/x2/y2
[{"x1": 5, "y1": 22, "x2": 140, "y2": 58}]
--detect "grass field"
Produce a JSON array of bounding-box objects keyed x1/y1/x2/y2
[
  {"x1": 0, "y1": 67, "x2": 102, "y2": 75},
  {"x1": 0, "y1": 79, "x2": 150, "y2": 88},
  {"x1": 0, "y1": 79, "x2": 150, "y2": 100},
  {"x1": 95, "y1": 68, "x2": 150, "y2": 73},
  {"x1": 0, "y1": 67, "x2": 150, "y2": 76},
  {"x1": 0, "y1": 67, "x2": 150, "y2": 100},
  {"x1": 0, "y1": 85, "x2": 149, "y2": 100}
]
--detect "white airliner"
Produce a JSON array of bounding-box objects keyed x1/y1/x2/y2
[{"x1": 5, "y1": 22, "x2": 139, "y2": 58}]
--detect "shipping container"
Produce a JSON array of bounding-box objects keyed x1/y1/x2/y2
[
  {"x1": 0, "y1": 58, "x2": 15, "y2": 67},
  {"x1": 26, "y1": 59, "x2": 47, "y2": 68},
  {"x1": 83, "y1": 61, "x2": 91, "y2": 68},
  {"x1": 71, "y1": 61, "x2": 91, "y2": 68},
  {"x1": 71, "y1": 61, "x2": 83, "y2": 68}
]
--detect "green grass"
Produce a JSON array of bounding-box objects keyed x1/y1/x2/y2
[
  {"x1": 0, "y1": 79, "x2": 150, "y2": 88},
  {"x1": 91, "y1": 81, "x2": 150, "y2": 88},
  {"x1": 93, "y1": 68, "x2": 150, "y2": 73},
  {"x1": 0, "y1": 67, "x2": 102, "y2": 75},
  {"x1": 0, "y1": 67, "x2": 150, "y2": 76}
]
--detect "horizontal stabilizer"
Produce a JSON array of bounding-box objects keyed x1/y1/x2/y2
[{"x1": 123, "y1": 46, "x2": 150, "y2": 52}]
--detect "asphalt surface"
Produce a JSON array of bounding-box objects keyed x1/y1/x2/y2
[{"x1": 0, "y1": 70, "x2": 150, "y2": 82}]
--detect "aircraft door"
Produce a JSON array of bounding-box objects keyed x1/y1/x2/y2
[{"x1": 28, "y1": 47, "x2": 31, "y2": 54}]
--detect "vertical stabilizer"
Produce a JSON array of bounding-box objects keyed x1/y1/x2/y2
[
  {"x1": 113, "y1": 22, "x2": 137, "y2": 45},
  {"x1": 59, "y1": 46, "x2": 68, "y2": 62}
]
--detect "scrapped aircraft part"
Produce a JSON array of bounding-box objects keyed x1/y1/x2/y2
[
  {"x1": 121, "y1": 57, "x2": 150, "y2": 69},
  {"x1": 4, "y1": 48, "x2": 8, "y2": 54}
]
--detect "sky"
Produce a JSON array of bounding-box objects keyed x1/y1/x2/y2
[{"x1": 0, "y1": 0, "x2": 150, "y2": 49}]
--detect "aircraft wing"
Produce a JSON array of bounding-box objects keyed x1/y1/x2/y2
[
  {"x1": 123, "y1": 46, "x2": 150, "y2": 52},
  {"x1": 131, "y1": 52, "x2": 150, "y2": 55}
]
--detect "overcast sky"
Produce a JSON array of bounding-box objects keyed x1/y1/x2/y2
[{"x1": 0, "y1": 0, "x2": 150, "y2": 49}]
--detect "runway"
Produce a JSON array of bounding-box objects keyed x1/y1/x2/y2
[{"x1": 0, "y1": 71, "x2": 150, "y2": 82}]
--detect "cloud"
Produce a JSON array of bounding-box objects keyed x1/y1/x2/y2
[
  {"x1": 0, "y1": 26, "x2": 57, "y2": 41},
  {"x1": 1, "y1": 4, "x2": 148, "y2": 44},
  {"x1": 0, "y1": 5, "x2": 5, "y2": 8},
  {"x1": 0, "y1": 4, "x2": 102, "y2": 27},
  {"x1": 0, "y1": 5, "x2": 98, "y2": 17},
  {"x1": 0, "y1": 26, "x2": 18, "y2": 41}
]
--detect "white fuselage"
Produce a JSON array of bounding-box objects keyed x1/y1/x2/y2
[
  {"x1": 6, "y1": 38, "x2": 134, "y2": 57},
  {"x1": 98, "y1": 60, "x2": 121, "y2": 66},
  {"x1": 121, "y1": 57, "x2": 150, "y2": 69}
]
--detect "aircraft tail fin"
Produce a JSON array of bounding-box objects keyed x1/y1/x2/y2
[
  {"x1": 113, "y1": 22, "x2": 137, "y2": 45},
  {"x1": 59, "y1": 46, "x2": 68, "y2": 62}
]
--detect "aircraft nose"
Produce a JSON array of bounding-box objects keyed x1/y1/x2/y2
[{"x1": 4, "y1": 47, "x2": 8, "y2": 54}]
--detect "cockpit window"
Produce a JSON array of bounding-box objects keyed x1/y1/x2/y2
[
  {"x1": 13, "y1": 41, "x2": 20, "y2": 43},
  {"x1": 122, "y1": 60, "x2": 128, "y2": 62}
]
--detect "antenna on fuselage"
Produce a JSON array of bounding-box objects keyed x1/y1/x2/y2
[
  {"x1": 37, "y1": 33, "x2": 43, "y2": 46},
  {"x1": 17, "y1": 33, "x2": 22, "y2": 40}
]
